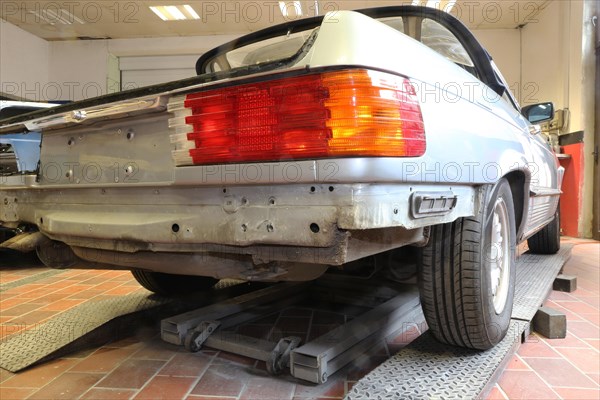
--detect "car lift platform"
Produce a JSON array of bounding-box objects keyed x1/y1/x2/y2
[
  {"x1": 160, "y1": 245, "x2": 573, "y2": 395},
  {"x1": 347, "y1": 245, "x2": 573, "y2": 399}
]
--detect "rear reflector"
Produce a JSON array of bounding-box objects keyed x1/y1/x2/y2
[{"x1": 171, "y1": 69, "x2": 425, "y2": 166}]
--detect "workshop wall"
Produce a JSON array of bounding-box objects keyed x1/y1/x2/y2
[
  {"x1": 0, "y1": 19, "x2": 49, "y2": 100},
  {"x1": 472, "y1": 28, "x2": 521, "y2": 97},
  {"x1": 46, "y1": 34, "x2": 239, "y2": 101},
  {"x1": 521, "y1": 0, "x2": 584, "y2": 132},
  {"x1": 474, "y1": 1, "x2": 590, "y2": 238}
]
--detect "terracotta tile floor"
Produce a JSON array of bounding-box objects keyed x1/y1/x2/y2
[
  {"x1": 487, "y1": 238, "x2": 600, "y2": 400},
  {"x1": 0, "y1": 238, "x2": 598, "y2": 400}
]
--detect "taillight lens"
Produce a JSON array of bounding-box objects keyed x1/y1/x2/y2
[{"x1": 178, "y1": 69, "x2": 425, "y2": 165}]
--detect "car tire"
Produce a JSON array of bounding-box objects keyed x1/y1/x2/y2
[
  {"x1": 131, "y1": 269, "x2": 218, "y2": 296},
  {"x1": 419, "y1": 178, "x2": 517, "y2": 350},
  {"x1": 0, "y1": 227, "x2": 17, "y2": 244},
  {"x1": 527, "y1": 207, "x2": 560, "y2": 254}
]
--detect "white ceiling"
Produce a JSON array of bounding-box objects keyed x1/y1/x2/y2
[{"x1": 0, "y1": 0, "x2": 551, "y2": 41}]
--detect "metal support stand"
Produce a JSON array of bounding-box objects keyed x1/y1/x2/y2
[
  {"x1": 290, "y1": 288, "x2": 420, "y2": 383},
  {"x1": 160, "y1": 275, "x2": 421, "y2": 382},
  {"x1": 186, "y1": 324, "x2": 301, "y2": 375},
  {"x1": 161, "y1": 282, "x2": 308, "y2": 346}
]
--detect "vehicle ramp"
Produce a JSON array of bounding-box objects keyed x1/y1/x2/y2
[{"x1": 347, "y1": 244, "x2": 573, "y2": 399}]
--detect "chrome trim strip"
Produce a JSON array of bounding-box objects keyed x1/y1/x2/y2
[
  {"x1": 22, "y1": 97, "x2": 168, "y2": 131},
  {"x1": 529, "y1": 187, "x2": 562, "y2": 197}
]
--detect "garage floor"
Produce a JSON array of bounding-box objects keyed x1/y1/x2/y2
[
  {"x1": 0, "y1": 238, "x2": 598, "y2": 400},
  {"x1": 489, "y1": 238, "x2": 600, "y2": 400}
]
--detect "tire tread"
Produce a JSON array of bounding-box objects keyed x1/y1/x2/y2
[
  {"x1": 419, "y1": 181, "x2": 516, "y2": 350},
  {"x1": 131, "y1": 269, "x2": 218, "y2": 296},
  {"x1": 527, "y1": 209, "x2": 560, "y2": 254}
]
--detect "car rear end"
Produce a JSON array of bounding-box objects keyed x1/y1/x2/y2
[{"x1": 1, "y1": 10, "x2": 487, "y2": 281}]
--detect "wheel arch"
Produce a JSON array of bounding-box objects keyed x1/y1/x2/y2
[{"x1": 502, "y1": 170, "x2": 529, "y2": 241}]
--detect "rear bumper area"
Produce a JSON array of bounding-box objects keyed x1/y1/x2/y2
[{"x1": 1, "y1": 182, "x2": 478, "y2": 275}]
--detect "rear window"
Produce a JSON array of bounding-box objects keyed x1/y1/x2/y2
[
  {"x1": 204, "y1": 29, "x2": 318, "y2": 73},
  {"x1": 380, "y1": 16, "x2": 476, "y2": 75}
]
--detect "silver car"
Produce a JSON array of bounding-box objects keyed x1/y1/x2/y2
[{"x1": 0, "y1": 6, "x2": 562, "y2": 350}]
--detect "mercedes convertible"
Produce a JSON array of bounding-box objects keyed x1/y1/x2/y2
[{"x1": 0, "y1": 6, "x2": 563, "y2": 350}]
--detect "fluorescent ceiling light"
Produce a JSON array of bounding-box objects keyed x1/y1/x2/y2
[
  {"x1": 279, "y1": 1, "x2": 302, "y2": 18},
  {"x1": 165, "y1": 5, "x2": 186, "y2": 20},
  {"x1": 149, "y1": 5, "x2": 200, "y2": 21},
  {"x1": 183, "y1": 5, "x2": 200, "y2": 19},
  {"x1": 411, "y1": 0, "x2": 421, "y2": 5},
  {"x1": 425, "y1": 1, "x2": 439, "y2": 8},
  {"x1": 29, "y1": 10, "x2": 56, "y2": 24},
  {"x1": 44, "y1": 9, "x2": 70, "y2": 24},
  {"x1": 294, "y1": 0, "x2": 302, "y2": 15},
  {"x1": 149, "y1": 6, "x2": 168, "y2": 21}
]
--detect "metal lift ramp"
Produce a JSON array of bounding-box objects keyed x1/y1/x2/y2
[
  {"x1": 160, "y1": 275, "x2": 422, "y2": 381},
  {"x1": 0, "y1": 279, "x2": 261, "y2": 372},
  {"x1": 346, "y1": 245, "x2": 573, "y2": 399}
]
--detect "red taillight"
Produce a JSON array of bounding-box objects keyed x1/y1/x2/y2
[{"x1": 178, "y1": 69, "x2": 425, "y2": 165}]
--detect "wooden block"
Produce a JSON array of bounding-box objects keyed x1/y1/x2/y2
[
  {"x1": 533, "y1": 306, "x2": 566, "y2": 339},
  {"x1": 553, "y1": 274, "x2": 577, "y2": 292}
]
